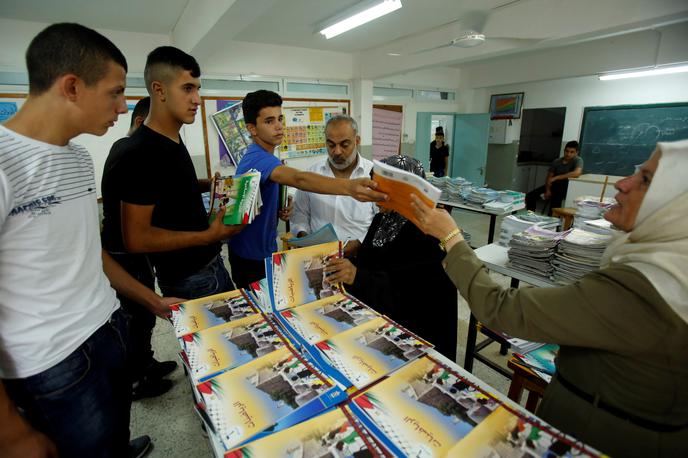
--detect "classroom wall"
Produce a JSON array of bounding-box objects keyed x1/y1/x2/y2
[{"x1": 464, "y1": 71, "x2": 688, "y2": 147}]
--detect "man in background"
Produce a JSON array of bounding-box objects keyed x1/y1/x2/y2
[
  {"x1": 291, "y1": 115, "x2": 376, "y2": 258},
  {"x1": 102, "y1": 96, "x2": 177, "y2": 401},
  {"x1": 526, "y1": 140, "x2": 584, "y2": 214},
  {"x1": 115, "y1": 46, "x2": 243, "y2": 300},
  {"x1": 429, "y1": 126, "x2": 449, "y2": 177}
]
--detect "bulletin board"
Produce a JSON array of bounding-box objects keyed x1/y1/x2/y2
[
  {"x1": 0, "y1": 93, "x2": 145, "y2": 197},
  {"x1": 201, "y1": 97, "x2": 350, "y2": 178}
]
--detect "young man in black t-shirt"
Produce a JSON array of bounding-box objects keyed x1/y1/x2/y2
[
  {"x1": 105, "y1": 47, "x2": 243, "y2": 303},
  {"x1": 526, "y1": 140, "x2": 584, "y2": 214},
  {"x1": 102, "y1": 97, "x2": 179, "y2": 401}
]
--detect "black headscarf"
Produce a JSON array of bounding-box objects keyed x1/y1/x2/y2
[{"x1": 372, "y1": 155, "x2": 426, "y2": 247}]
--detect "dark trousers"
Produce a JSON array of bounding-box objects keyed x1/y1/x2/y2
[
  {"x1": 228, "y1": 248, "x2": 266, "y2": 289},
  {"x1": 525, "y1": 180, "x2": 568, "y2": 215},
  {"x1": 5, "y1": 309, "x2": 131, "y2": 457},
  {"x1": 158, "y1": 254, "x2": 234, "y2": 300},
  {"x1": 109, "y1": 253, "x2": 156, "y2": 383}
]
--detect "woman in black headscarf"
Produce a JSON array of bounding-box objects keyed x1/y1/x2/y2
[{"x1": 325, "y1": 155, "x2": 458, "y2": 359}]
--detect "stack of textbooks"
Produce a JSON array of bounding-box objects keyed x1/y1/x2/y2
[
  {"x1": 572, "y1": 196, "x2": 616, "y2": 229},
  {"x1": 498, "y1": 212, "x2": 560, "y2": 247},
  {"x1": 167, "y1": 241, "x2": 604, "y2": 457},
  {"x1": 209, "y1": 171, "x2": 262, "y2": 225},
  {"x1": 552, "y1": 228, "x2": 613, "y2": 284},
  {"x1": 507, "y1": 226, "x2": 568, "y2": 278},
  {"x1": 465, "y1": 187, "x2": 500, "y2": 206},
  {"x1": 514, "y1": 343, "x2": 560, "y2": 383}
]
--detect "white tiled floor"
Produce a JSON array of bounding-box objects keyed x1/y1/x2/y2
[{"x1": 132, "y1": 209, "x2": 522, "y2": 457}]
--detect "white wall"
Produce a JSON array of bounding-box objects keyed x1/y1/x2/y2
[{"x1": 464, "y1": 72, "x2": 688, "y2": 143}]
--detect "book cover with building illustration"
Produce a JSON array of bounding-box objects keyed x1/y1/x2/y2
[
  {"x1": 224, "y1": 406, "x2": 384, "y2": 458},
  {"x1": 208, "y1": 171, "x2": 262, "y2": 225},
  {"x1": 197, "y1": 345, "x2": 346, "y2": 450},
  {"x1": 315, "y1": 316, "x2": 431, "y2": 390},
  {"x1": 268, "y1": 241, "x2": 342, "y2": 311},
  {"x1": 449, "y1": 405, "x2": 603, "y2": 457},
  {"x1": 180, "y1": 314, "x2": 288, "y2": 382},
  {"x1": 279, "y1": 293, "x2": 379, "y2": 346},
  {"x1": 350, "y1": 355, "x2": 502, "y2": 457},
  {"x1": 170, "y1": 289, "x2": 258, "y2": 338}
]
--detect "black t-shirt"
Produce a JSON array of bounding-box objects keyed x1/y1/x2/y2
[
  {"x1": 101, "y1": 125, "x2": 219, "y2": 282},
  {"x1": 429, "y1": 140, "x2": 449, "y2": 172}
]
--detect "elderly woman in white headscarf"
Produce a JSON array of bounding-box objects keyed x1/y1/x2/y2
[{"x1": 410, "y1": 140, "x2": 688, "y2": 458}]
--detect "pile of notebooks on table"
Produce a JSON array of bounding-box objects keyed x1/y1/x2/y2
[
  {"x1": 427, "y1": 175, "x2": 472, "y2": 201},
  {"x1": 168, "y1": 241, "x2": 604, "y2": 458},
  {"x1": 514, "y1": 343, "x2": 560, "y2": 383},
  {"x1": 572, "y1": 196, "x2": 615, "y2": 230},
  {"x1": 507, "y1": 226, "x2": 568, "y2": 279},
  {"x1": 552, "y1": 228, "x2": 613, "y2": 285},
  {"x1": 497, "y1": 212, "x2": 560, "y2": 247}
]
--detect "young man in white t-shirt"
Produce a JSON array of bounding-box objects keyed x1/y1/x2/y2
[{"x1": 0, "y1": 23, "x2": 179, "y2": 458}]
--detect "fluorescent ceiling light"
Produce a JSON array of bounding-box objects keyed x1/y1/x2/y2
[
  {"x1": 599, "y1": 64, "x2": 688, "y2": 81},
  {"x1": 319, "y1": 0, "x2": 402, "y2": 40}
]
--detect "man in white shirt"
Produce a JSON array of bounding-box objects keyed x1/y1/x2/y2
[
  {"x1": 291, "y1": 115, "x2": 377, "y2": 257},
  {"x1": 0, "y1": 23, "x2": 178, "y2": 458}
]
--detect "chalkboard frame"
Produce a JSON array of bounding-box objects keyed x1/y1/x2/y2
[{"x1": 579, "y1": 101, "x2": 688, "y2": 176}]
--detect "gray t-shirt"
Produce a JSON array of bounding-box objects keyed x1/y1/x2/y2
[{"x1": 550, "y1": 156, "x2": 583, "y2": 176}]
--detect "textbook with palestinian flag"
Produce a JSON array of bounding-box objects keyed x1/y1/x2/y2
[
  {"x1": 196, "y1": 345, "x2": 347, "y2": 451},
  {"x1": 349, "y1": 355, "x2": 604, "y2": 458},
  {"x1": 314, "y1": 316, "x2": 432, "y2": 390},
  {"x1": 224, "y1": 405, "x2": 386, "y2": 458},
  {"x1": 170, "y1": 289, "x2": 258, "y2": 338},
  {"x1": 208, "y1": 171, "x2": 262, "y2": 225},
  {"x1": 179, "y1": 313, "x2": 289, "y2": 382},
  {"x1": 267, "y1": 241, "x2": 342, "y2": 312}
]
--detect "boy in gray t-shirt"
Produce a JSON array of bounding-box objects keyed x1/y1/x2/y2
[{"x1": 526, "y1": 141, "x2": 584, "y2": 214}]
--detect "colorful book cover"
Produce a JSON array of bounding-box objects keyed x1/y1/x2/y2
[
  {"x1": 270, "y1": 241, "x2": 342, "y2": 311},
  {"x1": 180, "y1": 314, "x2": 288, "y2": 382},
  {"x1": 224, "y1": 406, "x2": 384, "y2": 458},
  {"x1": 197, "y1": 345, "x2": 346, "y2": 450},
  {"x1": 449, "y1": 405, "x2": 602, "y2": 457},
  {"x1": 350, "y1": 355, "x2": 502, "y2": 457},
  {"x1": 315, "y1": 316, "x2": 431, "y2": 389},
  {"x1": 208, "y1": 172, "x2": 261, "y2": 225},
  {"x1": 170, "y1": 290, "x2": 258, "y2": 338},
  {"x1": 515, "y1": 343, "x2": 559, "y2": 375},
  {"x1": 279, "y1": 293, "x2": 379, "y2": 346}
]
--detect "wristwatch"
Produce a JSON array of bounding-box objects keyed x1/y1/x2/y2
[{"x1": 439, "y1": 228, "x2": 461, "y2": 252}]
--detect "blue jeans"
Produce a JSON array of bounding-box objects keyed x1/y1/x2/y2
[
  {"x1": 158, "y1": 255, "x2": 234, "y2": 300},
  {"x1": 4, "y1": 309, "x2": 131, "y2": 458}
]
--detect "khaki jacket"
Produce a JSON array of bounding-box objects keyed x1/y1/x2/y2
[{"x1": 445, "y1": 241, "x2": 688, "y2": 457}]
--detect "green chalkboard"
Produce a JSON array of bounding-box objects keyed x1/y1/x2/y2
[{"x1": 579, "y1": 102, "x2": 688, "y2": 176}]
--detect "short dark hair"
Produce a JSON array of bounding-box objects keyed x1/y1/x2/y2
[
  {"x1": 130, "y1": 97, "x2": 150, "y2": 128},
  {"x1": 565, "y1": 140, "x2": 579, "y2": 151},
  {"x1": 144, "y1": 46, "x2": 200, "y2": 93},
  {"x1": 26, "y1": 23, "x2": 127, "y2": 95},
  {"x1": 242, "y1": 90, "x2": 282, "y2": 125}
]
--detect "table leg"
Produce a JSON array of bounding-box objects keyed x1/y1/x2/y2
[
  {"x1": 526, "y1": 391, "x2": 541, "y2": 413},
  {"x1": 507, "y1": 375, "x2": 524, "y2": 403},
  {"x1": 464, "y1": 313, "x2": 478, "y2": 373},
  {"x1": 487, "y1": 215, "x2": 496, "y2": 244}
]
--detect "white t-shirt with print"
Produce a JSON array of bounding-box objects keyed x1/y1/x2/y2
[{"x1": 0, "y1": 125, "x2": 119, "y2": 379}]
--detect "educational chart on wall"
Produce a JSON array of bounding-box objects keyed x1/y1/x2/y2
[
  {"x1": 579, "y1": 102, "x2": 688, "y2": 176},
  {"x1": 279, "y1": 106, "x2": 344, "y2": 160},
  {"x1": 210, "y1": 100, "x2": 252, "y2": 167}
]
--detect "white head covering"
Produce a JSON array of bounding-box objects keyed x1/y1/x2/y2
[{"x1": 601, "y1": 139, "x2": 688, "y2": 324}]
